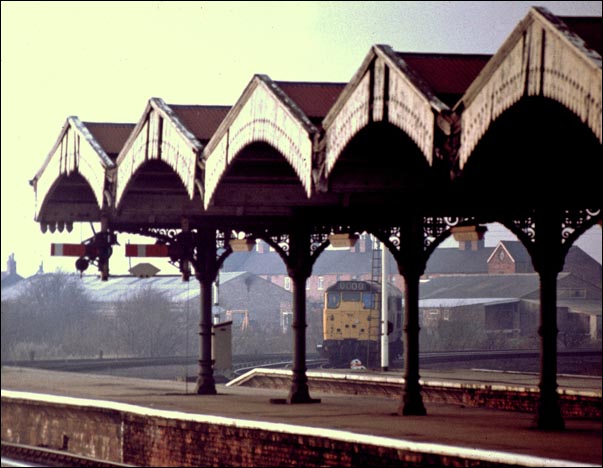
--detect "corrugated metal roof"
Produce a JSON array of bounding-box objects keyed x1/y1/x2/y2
[
  {"x1": 275, "y1": 82, "x2": 346, "y2": 121},
  {"x1": 419, "y1": 298, "x2": 518, "y2": 308},
  {"x1": 84, "y1": 122, "x2": 135, "y2": 160},
  {"x1": 396, "y1": 53, "x2": 491, "y2": 106},
  {"x1": 169, "y1": 105, "x2": 231, "y2": 144},
  {"x1": 420, "y1": 274, "x2": 543, "y2": 299}
]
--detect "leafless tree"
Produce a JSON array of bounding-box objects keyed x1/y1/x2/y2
[
  {"x1": 1, "y1": 272, "x2": 96, "y2": 359},
  {"x1": 112, "y1": 285, "x2": 185, "y2": 357}
]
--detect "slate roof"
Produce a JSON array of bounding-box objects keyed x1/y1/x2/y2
[
  {"x1": 84, "y1": 123, "x2": 135, "y2": 160},
  {"x1": 426, "y1": 247, "x2": 493, "y2": 274},
  {"x1": 397, "y1": 53, "x2": 491, "y2": 106},
  {"x1": 1, "y1": 272, "x2": 256, "y2": 303},
  {"x1": 169, "y1": 105, "x2": 231, "y2": 144},
  {"x1": 222, "y1": 248, "x2": 396, "y2": 276}
]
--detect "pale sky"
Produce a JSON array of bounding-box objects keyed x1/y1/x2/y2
[{"x1": 1, "y1": 1, "x2": 601, "y2": 278}]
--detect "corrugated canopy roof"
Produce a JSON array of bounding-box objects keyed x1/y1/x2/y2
[
  {"x1": 560, "y1": 16, "x2": 602, "y2": 56},
  {"x1": 169, "y1": 105, "x2": 231, "y2": 144},
  {"x1": 397, "y1": 53, "x2": 491, "y2": 106},
  {"x1": 275, "y1": 82, "x2": 346, "y2": 122},
  {"x1": 84, "y1": 122, "x2": 135, "y2": 160}
]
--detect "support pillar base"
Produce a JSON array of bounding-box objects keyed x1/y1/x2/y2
[
  {"x1": 270, "y1": 383, "x2": 321, "y2": 405},
  {"x1": 399, "y1": 391, "x2": 427, "y2": 416},
  {"x1": 195, "y1": 375, "x2": 217, "y2": 395},
  {"x1": 270, "y1": 397, "x2": 322, "y2": 405},
  {"x1": 533, "y1": 399, "x2": 565, "y2": 431}
]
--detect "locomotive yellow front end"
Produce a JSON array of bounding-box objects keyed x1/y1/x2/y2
[{"x1": 321, "y1": 281, "x2": 382, "y2": 367}]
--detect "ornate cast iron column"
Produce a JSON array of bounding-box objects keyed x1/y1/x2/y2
[
  {"x1": 375, "y1": 216, "x2": 475, "y2": 416},
  {"x1": 505, "y1": 208, "x2": 601, "y2": 430},
  {"x1": 374, "y1": 216, "x2": 426, "y2": 416},
  {"x1": 396, "y1": 217, "x2": 427, "y2": 416},
  {"x1": 113, "y1": 224, "x2": 232, "y2": 395},
  {"x1": 262, "y1": 227, "x2": 330, "y2": 404},
  {"x1": 532, "y1": 209, "x2": 565, "y2": 430},
  {"x1": 190, "y1": 228, "x2": 232, "y2": 395}
]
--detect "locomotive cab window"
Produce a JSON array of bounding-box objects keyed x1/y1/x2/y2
[
  {"x1": 327, "y1": 292, "x2": 340, "y2": 309},
  {"x1": 362, "y1": 292, "x2": 375, "y2": 309},
  {"x1": 342, "y1": 291, "x2": 361, "y2": 302}
]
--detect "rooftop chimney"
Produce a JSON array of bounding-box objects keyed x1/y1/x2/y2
[{"x1": 7, "y1": 254, "x2": 16, "y2": 276}]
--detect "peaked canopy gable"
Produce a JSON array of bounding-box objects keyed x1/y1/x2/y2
[
  {"x1": 31, "y1": 116, "x2": 119, "y2": 221},
  {"x1": 457, "y1": 7, "x2": 602, "y2": 168},
  {"x1": 322, "y1": 44, "x2": 450, "y2": 177},
  {"x1": 115, "y1": 98, "x2": 204, "y2": 208},
  {"x1": 202, "y1": 74, "x2": 321, "y2": 209}
]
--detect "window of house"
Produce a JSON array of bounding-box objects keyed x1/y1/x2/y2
[
  {"x1": 284, "y1": 277, "x2": 291, "y2": 291},
  {"x1": 318, "y1": 276, "x2": 324, "y2": 290}
]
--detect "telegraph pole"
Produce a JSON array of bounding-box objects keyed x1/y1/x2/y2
[{"x1": 381, "y1": 241, "x2": 389, "y2": 371}]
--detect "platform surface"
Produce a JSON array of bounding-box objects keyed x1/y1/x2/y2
[{"x1": 1, "y1": 366, "x2": 601, "y2": 466}]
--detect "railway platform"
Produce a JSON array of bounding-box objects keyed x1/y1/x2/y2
[{"x1": 1, "y1": 366, "x2": 601, "y2": 466}]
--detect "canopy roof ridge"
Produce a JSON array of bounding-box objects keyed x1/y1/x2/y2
[
  {"x1": 202, "y1": 74, "x2": 318, "y2": 161},
  {"x1": 149, "y1": 97, "x2": 204, "y2": 153},
  {"x1": 456, "y1": 6, "x2": 603, "y2": 168},
  {"x1": 322, "y1": 44, "x2": 452, "y2": 174},
  {"x1": 115, "y1": 99, "x2": 156, "y2": 166},
  {"x1": 458, "y1": 6, "x2": 602, "y2": 110},
  {"x1": 33, "y1": 116, "x2": 113, "y2": 183},
  {"x1": 67, "y1": 116, "x2": 115, "y2": 168},
  {"x1": 257, "y1": 75, "x2": 318, "y2": 134},
  {"x1": 376, "y1": 44, "x2": 450, "y2": 114},
  {"x1": 31, "y1": 116, "x2": 121, "y2": 221},
  {"x1": 201, "y1": 74, "x2": 319, "y2": 208},
  {"x1": 532, "y1": 6, "x2": 602, "y2": 67}
]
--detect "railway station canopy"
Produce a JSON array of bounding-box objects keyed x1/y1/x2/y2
[
  {"x1": 27, "y1": 6, "x2": 601, "y2": 427},
  {"x1": 31, "y1": 7, "x2": 601, "y2": 235}
]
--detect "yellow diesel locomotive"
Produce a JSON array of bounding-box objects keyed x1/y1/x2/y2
[{"x1": 320, "y1": 280, "x2": 403, "y2": 367}]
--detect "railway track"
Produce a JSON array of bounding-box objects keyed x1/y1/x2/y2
[
  {"x1": 1, "y1": 442, "x2": 131, "y2": 467},
  {"x1": 2, "y1": 349, "x2": 600, "y2": 375}
]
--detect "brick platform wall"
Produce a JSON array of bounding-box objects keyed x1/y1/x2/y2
[
  {"x1": 1, "y1": 395, "x2": 122, "y2": 462},
  {"x1": 2, "y1": 390, "x2": 566, "y2": 467},
  {"x1": 234, "y1": 370, "x2": 601, "y2": 419}
]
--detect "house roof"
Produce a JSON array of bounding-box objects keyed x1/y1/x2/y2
[
  {"x1": 168, "y1": 105, "x2": 231, "y2": 144},
  {"x1": 487, "y1": 241, "x2": 532, "y2": 265},
  {"x1": 84, "y1": 122, "x2": 135, "y2": 160},
  {"x1": 222, "y1": 248, "x2": 396, "y2": 276},
  {"x1": 419, "y1": 298, "x2": 519, "y2": 309},
  {"x1": 1, "y1": 272, "x2": 24, "y2": 289},
  {"x1": 397, "y1": 53, "x2": 491, "y2": 106},
  {"x1": 275, "y1": 82, "x2": 346, "y2": 122},
  {"x1": 0, "y1": 271, "x2": 267, "y2": 304},
  {"x1": 556, "y1": 299, "x2": 602, "y2": 316},
  {"x1": 426, "y1": 247, "x2": 493, "y2": 274},
  {"x1": 419, "y1": 274, "x2": 546, "y2": 299}
]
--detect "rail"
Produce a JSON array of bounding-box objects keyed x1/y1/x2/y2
[
  {"x1": 1, "y1": 442, "x2": 132, "y2": 467},
  {"x1": 2, "y1": 349, "x2": 600, "y2": 374}
]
